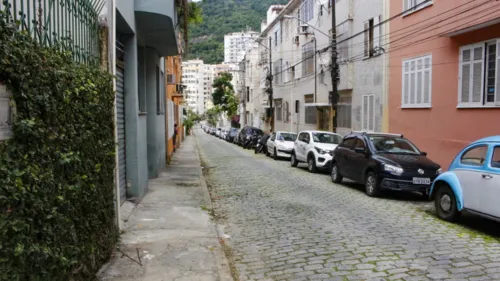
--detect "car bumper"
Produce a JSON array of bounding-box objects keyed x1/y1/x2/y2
[
  {"x1": 276, "y1": 148, "x2": 293, "y2": 158},
  {"x1": 380, "y1": 176, "x2": 436, "y2": 193},
  {"x1": 315, "y1": 153, "x2": 333, "y2": 169}
]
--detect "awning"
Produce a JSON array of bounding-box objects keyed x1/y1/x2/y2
[{"x1": 135, "y1": 0, "x2": 178, "y2": 56}]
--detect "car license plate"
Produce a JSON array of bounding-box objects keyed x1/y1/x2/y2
[{"x1": 413, "y1": 177, "x2": 431, "y2": 185}]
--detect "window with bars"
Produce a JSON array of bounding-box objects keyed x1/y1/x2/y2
[
  {"x1": 302, "y1": 41, "x2": 315, "y2": 76},
  {"x1": 336, "y1": 21, "x2": 351, "y2": 62},
  {"x1": 402, "y1": 54, "x2": 432, "y2": 108},
  {"x1": 337, "y1": 103, "x2": 352, "y2": 129},
  {"x1": 304, "y1": 94, "x2": 316, "y2": 124},
  {"x1": 275, "y1": 99, "x2": 283, "y2": 121},
  {"x1": 300, "y1": 0, "x2": 314, "y2": 23},
  {"x1": 361, "y1": 94, "x2": 375, "y2": 131},
  {"x1": 458, "y1": 40, "x2": 500, "y2": 107}
]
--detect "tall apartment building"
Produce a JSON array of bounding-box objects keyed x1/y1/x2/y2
[
  {"x1": 182, "y1": 60, "x2": 204, "y2": 114},
  {"x1": 182, "y1": 60, "x2": 217, "y2": 115},
  {"x1": 224, "y1": 29, "x2": 260, "y2": 64}
]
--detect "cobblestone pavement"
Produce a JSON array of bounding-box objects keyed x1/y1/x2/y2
[{"x1": 195, "y1": 127, "x2": 500, "y2": 281}]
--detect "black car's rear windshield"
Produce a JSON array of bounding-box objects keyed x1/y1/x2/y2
[{"x1": 369, "y1": 136, "x2": 421, "y2": 155}]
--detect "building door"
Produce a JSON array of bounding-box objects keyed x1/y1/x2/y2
[{"x1": 116, "y1": 41, "x2": 127, "y2": 204}]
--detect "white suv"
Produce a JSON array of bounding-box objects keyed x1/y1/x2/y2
[{"x1": 291, "y1": 131, "x2": 343, "y2": 173}]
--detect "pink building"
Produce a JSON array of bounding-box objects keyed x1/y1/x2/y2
[{"x1": 388, "y1": 0, "x2": 500, "y2": 169}]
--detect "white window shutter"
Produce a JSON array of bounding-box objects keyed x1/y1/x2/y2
[
  {"x1": 403, "y1": 0, "x2": 409, "y2": 11},
  {"x1": 496, "y1": 40, "x2": 500, "y2": 105},
  {"x1": 403, "y1": 61, "x2": 409, "y2": 106},
  {"x1": 368, "y1": 95, "x2": 374, "y2": 131},
  {"x1": 373, "y1": 16, "x2": 380, "y2": 51},
  {"x1": 362, "y1": 95, "x2": 368, "y2": 130},
  {"x1": 471, "y1": 45, "x2": 484, "y2": 103},
  {"x1": 459, "y1": 47, "x2": 471, "y2": 103}
]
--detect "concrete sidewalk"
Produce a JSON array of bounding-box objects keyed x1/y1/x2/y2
[{"x1": 97, "y1": 135, "x2": 232, "y2": 281}]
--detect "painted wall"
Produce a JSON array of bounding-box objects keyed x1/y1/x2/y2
[{"x1": 389, "y1": 0, "x2": 500, "y2": 168}]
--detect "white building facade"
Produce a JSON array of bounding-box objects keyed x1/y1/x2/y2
[
  {"x1": 251, "y1": 0, "x2": 387, "y2": 135},
  {"x1": 182, "y1": 60, "x2": 218, "y2": 115},
  {"x1": 224, "y1": 30, "x2": 260, "y2": 64}
]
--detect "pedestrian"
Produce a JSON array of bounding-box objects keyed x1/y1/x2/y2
[{"x1": 173, "y1": 124, "x2": 178, "y2": 152}]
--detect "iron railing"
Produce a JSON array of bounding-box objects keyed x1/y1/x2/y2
[{"x1": 0, "y1": 0, "x2": 105, "y2": 65}]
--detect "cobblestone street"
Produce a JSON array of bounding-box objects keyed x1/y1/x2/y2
[{"x1": 195, "y1": 128, "x2": 500, "y2": 281}]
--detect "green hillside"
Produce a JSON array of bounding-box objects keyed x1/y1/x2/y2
[{"x1": 185, "y1": 0, "x2": 289, "y2": 64}]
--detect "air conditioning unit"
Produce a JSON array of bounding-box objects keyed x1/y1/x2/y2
[
  {"x1": 298, "y1": 25, "x2": 310, "y2": 35},
  {"x1": 293, "y1": 36, "x2": 300, "y2": 44},
  {"x1": 262, "y1": 100, "x2": 269, "y2": 106}
]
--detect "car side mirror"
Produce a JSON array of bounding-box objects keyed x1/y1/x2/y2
[
  {"x1": 354, "y1": 147, "x2": 366, "y2": 154},
  {"x1": 421, "y1": 151, "x2": 427, "y2": 156}
]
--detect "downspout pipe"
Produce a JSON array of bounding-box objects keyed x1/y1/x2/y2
[{"x1": 108, "y1": 0, "x2": 121, "y2": 229}]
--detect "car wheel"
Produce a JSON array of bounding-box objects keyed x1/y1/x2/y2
[
  {"x1": 435, "y1": 184, "x2": 460, "y2": 222},
  {"x1": 365, "y1": 172, "x2": 380, "y2": 197},
  {"x1": 307, "y1": 155, "x2": 318, "y2": 173},
  {"x1": 290, "y1": 153, "x2": 298, "y2": 167},
  {"x1": 273, "y1": 148, "x2": 278, "y2": 160},
  {"x1": 330, "y1": 162, "x2": 343, "y2": 184}
]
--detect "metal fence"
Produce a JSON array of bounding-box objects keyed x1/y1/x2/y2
[{"x1": 0, "y1": 0, "x2": 105, "y2": 65}]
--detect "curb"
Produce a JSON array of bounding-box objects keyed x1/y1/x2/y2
[{"x1": 193, "y1": 130, "x2": 234, "y2": 281}]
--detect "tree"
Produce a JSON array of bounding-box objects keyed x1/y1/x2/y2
[
  {"x1": 205, "y1": 106, "x2": 221, "y2": 126},
  {"x1": 212, "y1": 72, "x2": 238, "y2": 118}
]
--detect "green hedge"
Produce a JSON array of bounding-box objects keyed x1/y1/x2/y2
[{"x1": 0, "y1": 12, "x2": 117, "y2": 281}]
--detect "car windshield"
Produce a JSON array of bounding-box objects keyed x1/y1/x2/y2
[
  {"x1": 278, "y1": 133, "x2": 297, "y2": 141},
  {"x1": 312, "y1": 133, "x2": 342, "y2": 144},
  {"x1": 369, "y1": 136, "x2": 421, "y2": 155}
]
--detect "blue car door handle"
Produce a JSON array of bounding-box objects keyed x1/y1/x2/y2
[{"x1": 482, "y1": 174, "x2": 493, "y2": 179}]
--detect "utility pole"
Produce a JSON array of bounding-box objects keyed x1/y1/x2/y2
[
  {"x1": 330, "y1": 0, "x2": 338, "y2": 133},
  {"x1": 269, "y1": 36, "x2": 274, "y2": 132}
]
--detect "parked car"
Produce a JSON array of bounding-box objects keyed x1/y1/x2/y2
[
  {"x1": 226, "y1": 128, "x2": 239, "y2": 142},
  {"x1": 215, "y1": 128, "x2": 222, "y2": 138},
  {"x1": 237, "y1": 126, "x2": 263, "y2": 146},
  {"x1": 330, "y1": 131, "x2": 441, "y2": 197},
  {"x1": 210, "y1": 127, "x2": 216, "y2": 135},
  {"x1": 291, "y1": 131, "x2": 343, "y2": 173},
  {"x1": 266, "y1": 131, "x2": 297, "y2": 160},
  {"x1": 430, "y1": 136, "x2": 500, "y2": 222}
]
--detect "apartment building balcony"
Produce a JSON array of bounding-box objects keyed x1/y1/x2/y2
[{"x1": 134, "y1": 0, "x2": 178, "y2": 56}]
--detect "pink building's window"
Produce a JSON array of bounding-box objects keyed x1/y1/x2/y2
[
  {"x1": 458, "y1": 39, "x2": 500, "y2": 108},
  {"x1": 401, "y1": 55, "x2": 432, "y2": 108}
]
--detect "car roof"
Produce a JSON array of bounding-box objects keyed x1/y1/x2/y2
[
  {"x1": 276, "y1": 131, "x2": 296, "y2": 134},
  {"x1": 472, "y1": 135, "x2": 500, "y2": 144},
  {"x1": 347, "y1": 131, "x2": 403, "y2": 138}
]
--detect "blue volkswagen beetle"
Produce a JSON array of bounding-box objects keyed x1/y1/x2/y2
[{"x1": 430, "y1": 136, "x2": 500, "y2": 222}]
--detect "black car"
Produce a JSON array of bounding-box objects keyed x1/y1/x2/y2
[
  {"x1": 237, "y1": 126, "x2": 263, "y2": 146},
  {"x1": 330, "y1": 132, "x2": 441, "y2": 197}
]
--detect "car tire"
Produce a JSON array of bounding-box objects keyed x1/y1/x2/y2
[
  {"x1": 435, "y1": 184, "x2": 460, "y2": 222},
  {"x1": 290, "y1": 153, "x2": 298, "y2": 167},
  {"x1": 307, "y1": 155, "x2": 318, "y2": 173},
  {"x1": 365, "y1": 171, "x2": 380, "y2": 197},
  {"x1": 273, "y1": 148, "x2": 278, "y2": 160},
  {"x1": 330, "y1": 162, "x2": 343, "y2": 184}
]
